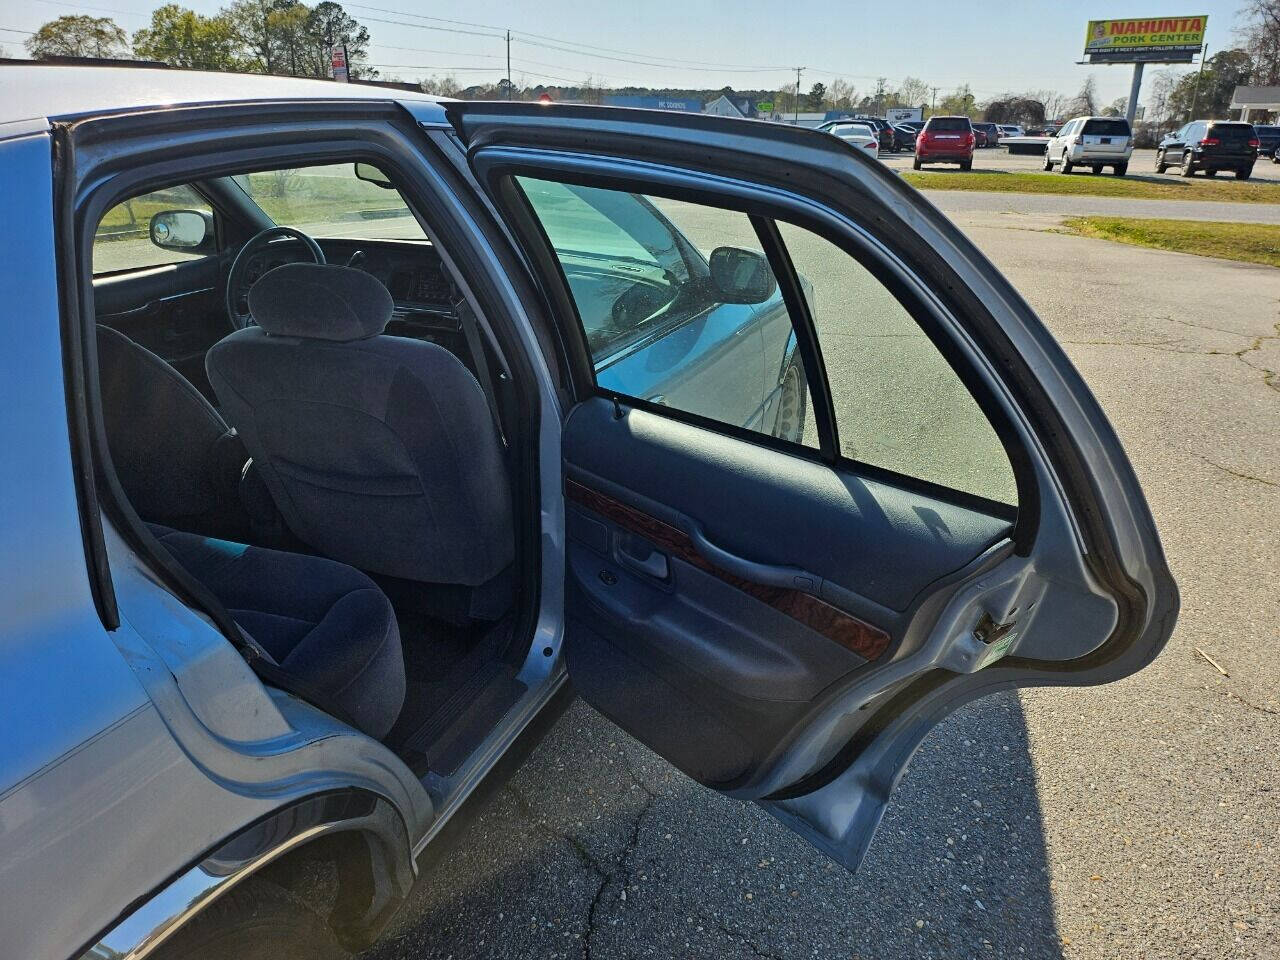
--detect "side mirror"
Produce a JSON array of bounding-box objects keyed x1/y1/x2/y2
[
  {"x1": 708, "y1": 246, "x2": 777, "y2": 304},
  {"x1": 149, "y1": 209, "x2": 214, "y2": 253},
  {"x1": 353, "y1": 162, "x2": 396, "y2": 189}
]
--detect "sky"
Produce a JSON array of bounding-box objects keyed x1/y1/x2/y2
[{"x1": 0, "y1": 0, "x2": 1252, "y2": 106}]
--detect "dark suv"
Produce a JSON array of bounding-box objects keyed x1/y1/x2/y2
[
  {"x1": 1254, "y1": 125, "x2": 1280, "y2": 158},
  {"x1": 1156, "y1": 121, "x2": 1260, "y2": 179}
]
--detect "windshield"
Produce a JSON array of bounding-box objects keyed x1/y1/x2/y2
[{"x1": 233, "y1": 163, "x2": 426, "y2": 240}]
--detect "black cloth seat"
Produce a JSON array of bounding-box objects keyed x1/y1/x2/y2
[
  {"x1": 149, "y1": 523, "x2": 406, "y2": 739},
  {"x1": 96, "y1": 325, "x2": 243, "y2": 532},
  {"x1": 205, "y1": 263, "x2": 514, "y2": 589}
]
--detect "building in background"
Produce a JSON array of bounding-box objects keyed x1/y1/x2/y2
[
  {"x1": 1230, "y1": 86, "x2": 1280, "y2": 123},
  {"x1": 602, "y1": 95, "x2": 703, "y2": 112},
  {"x1": 703, "y1": 94, "x2": 751, "y2": 117}
]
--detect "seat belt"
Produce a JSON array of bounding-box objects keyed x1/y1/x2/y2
[{"x1": 453, "y1": 296, "x2": 508, "y2": 448}]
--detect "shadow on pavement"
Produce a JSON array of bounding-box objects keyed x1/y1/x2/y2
[{"x1": 364, "y1": 694, "x2": 1063, "y2": 960}]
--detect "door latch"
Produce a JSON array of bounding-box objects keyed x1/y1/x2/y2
[{"x1": 973, "y1": 611, "x2": 1017, "y2": 645}]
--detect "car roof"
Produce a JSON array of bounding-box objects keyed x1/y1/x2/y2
[{"x1": 0, "y1": 64, "x2": 443, "y2": 127}]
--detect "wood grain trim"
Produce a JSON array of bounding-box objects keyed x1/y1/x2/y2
[{"x1": 565, "y1": 478, "x2": 891, "y2": 661}]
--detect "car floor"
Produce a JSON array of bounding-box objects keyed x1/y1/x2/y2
[{"x1": 385, "y1": 609, "x2": 526, "y2": 777}]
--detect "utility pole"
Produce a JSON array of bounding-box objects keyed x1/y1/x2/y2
[
  {"x1": 505, "y1": 29, "x2": 511, "y2": 99},
  {"x1": 1188, "y1": 42, "x2": 1209, "y2": 122},
  {"x1": 794, "y1": 66, "x2": 805, "y2": 123},
  {"x1": 875, "y1": 76, "x2": 886, "y2": 116},
  {"x1": 931, "y1": 86, "x2": 938, "y2": 115}
]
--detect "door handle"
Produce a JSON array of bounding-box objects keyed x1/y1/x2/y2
[
  {"x1": 616, "y1": 535, "x2": 670, "y2": 580},
  {"x1": 687, "y1": 523, "x2": 818, "y2": 591}
]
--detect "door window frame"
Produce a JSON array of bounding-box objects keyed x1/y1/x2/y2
[
  {"x1": 483, "y1": 151, "x2": 1032, "y2": 524},
  {"x1": 56, "y1": 102, "x2": 552, "y2": 642}
]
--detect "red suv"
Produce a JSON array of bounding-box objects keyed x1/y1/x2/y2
[{"x1": 914, "y1": 116, "x2": 975, "y2": 170}]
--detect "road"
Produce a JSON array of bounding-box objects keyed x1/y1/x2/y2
[{"x1": 363, "y1": 189, "x2": 1279, "y2": 960}]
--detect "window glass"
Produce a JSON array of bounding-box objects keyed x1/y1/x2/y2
[
  {"x1": 518, "y1": 176, "x2": 1015, "y2": 505},
  {"x1": 93, "y1": 184, "x2": 213, "y2": 275},
  {"x1": 928, "y1": 117, "x2": 971, "y2": 132},
  {"x1": 1082, "y1": 119, "x2": 1130, "y2": 136},
  {"x1": 518, "y1": 177, "x2": 814, "y2": 445},
  {"x1": 1209, "y1": 123, "x2": 1252, "y2": 142},
  {"x1": 777, "y1": 221, "x2": 1017, "y2": 505},
  {"x1": 233, "y1": 163, "x2": 426, "y2": 240}
]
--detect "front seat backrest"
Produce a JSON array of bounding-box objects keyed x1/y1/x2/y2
[
  {"x1": 205, "y1": 263, "x2": 513, "y2": 587},
  {"x1": 96, "y1": 325, "x2": 235, "y2": 528}
]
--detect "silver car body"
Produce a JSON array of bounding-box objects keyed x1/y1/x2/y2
[
  {"x1": 1046, "y1": 115, "x2": 1134, "y2": 166},
  {"x1": 1, "y1": 66, "x2": 1176, "y2": 960}
]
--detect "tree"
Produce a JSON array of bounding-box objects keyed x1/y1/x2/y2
[
  {"x1": 1239, "y1": 0, "x2": 1280, "y2": 86},
  {"x1": 827, "y1": 77, "x2": 856, "y2": 110},
  {"x1": 937, "y1": 84, "x2": 977, "y2": 117},
  {"x1": 25, "y1": 15, "x2": 128, "y2": 59},
  {"x1": 896, "y1": 76, "x2": 930, "y2": 109},
  {"x1": 1101, "y1": 95, "x2": 1129, "y2": 117},
  {"x1": 1145, "y1": 69, "x2": 1180, "y2": 131},
  {"x1": 307, "y1": 2, "x2": 372, "y2": 78},
  {"x1": 1167, "y1": 48, "x2": 1252, "y2": 120},
  {"x1": 1067, "y1": 76, "x2": 1099, "y2": 116},
  {"x1": 132, "y1": 5, "x2": 242, "y2": 70},
  {"x1": 227, "y1": 0, "x2": 279, "y2": 72},
  {"x1": 419, "y1": 73, "x2": 461, "y2": 97},
  {"x1": 983, "y1": 96, "x2": 1046, "y2": 126},
  {"x1": 806, "y1": 82, "x2": 827, "y2": 110}
]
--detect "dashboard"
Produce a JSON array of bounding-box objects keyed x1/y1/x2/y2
[{"x1": 245, "y1": 237, "x2": 461, "y2": 332}]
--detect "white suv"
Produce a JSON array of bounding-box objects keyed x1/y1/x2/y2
[{"x1": 1043, "y1": 116, "x2": 1133, "y2": 176}]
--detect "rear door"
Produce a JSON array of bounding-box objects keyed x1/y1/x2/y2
[
  {"x1": 448, "y1": 102, "x2": 1177, "y2": 869},
  {"x1": 1081, "y1": 118, "x2": 1131, "y2": 158}
]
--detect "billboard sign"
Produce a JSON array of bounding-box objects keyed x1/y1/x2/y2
[
  {"x1": 331, "y1": 46, "x2": 348, "y2": 82},
  {"x1": 887, "y1": 106, "x2": 923, "y2": 123},
  {"x1": 1083, "y1": 16, "x2": 1207, "y2": 64}
]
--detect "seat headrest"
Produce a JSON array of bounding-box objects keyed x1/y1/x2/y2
[{"x1": 248, "y1": 262, "x2": 393, "y2": 341}]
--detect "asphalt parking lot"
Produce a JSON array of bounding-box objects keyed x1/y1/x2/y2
[
  {"x1": 881, "y1": 145, "x2": 1280, "y2": 183},
  {"x1": 364, "y1": 184, "x2": 1279, "y2": 960}
]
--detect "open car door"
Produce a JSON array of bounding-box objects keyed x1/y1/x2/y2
[{"x1": 446, "y1": 102, "x2": 1178, "y2": 870}]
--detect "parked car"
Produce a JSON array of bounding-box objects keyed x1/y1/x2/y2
[
  {"x1": 890, "y1": 121, "x2": 918, "y2": 150},
  {"x1": 816, "y1": 116, "x2": 894, "y2": 153},
  {"x1": 1043, "y1": 116, "x2": 1133, "y2": 176},
  {"x1": 996, "y1": 124, "x2": 1024, "y2": 142},
  {"x1": 1156, "y1": 120, "x2": 1259, "y2": 178},
  {"x1": 971, "y1": 122, "x2": 1001, "y2": 148},
  {"x1": 823, "y1": 120, "x2": 881, "y2": 158},
  {"x1": 913, "y1": 115, "x2": 975, "y2": 169},
  {"x1": 1249, "y1": 123, "x2": 1278, "y2": 158},
  {"x1": 1, "y1": 64, "x2": 1177, "y2": 960}
]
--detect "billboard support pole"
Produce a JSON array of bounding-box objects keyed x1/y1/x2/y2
[{"x1": 1125, "y1": 61, "x2": 1145, "y2": 125}]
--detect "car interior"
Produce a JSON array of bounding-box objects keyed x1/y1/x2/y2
[{"x1": 90, "y1": 161, "x2": 525, "y2": 769}]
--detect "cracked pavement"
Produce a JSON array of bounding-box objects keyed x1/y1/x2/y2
[{"x1": 362, "y1": 194, "x2": 1278, "y2": 960}]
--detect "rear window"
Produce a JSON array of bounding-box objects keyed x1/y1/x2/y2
[
  {"x1": 1256, "y1": 126, "x2": 1280, "y2": 135},
  {"x1": 1210, "y1": 124, "x2": 1253, "y2": 142},
  {"x1": 928, "y1": 117, "x2": 971, "y2": 132},
  {"x1": 1082, "y1": 119, "x2": 1130, "y2": 136}
]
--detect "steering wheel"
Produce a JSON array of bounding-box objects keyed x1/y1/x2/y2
[{"x1": 225, "y1": 226, "x2": 326, "y2": 330}]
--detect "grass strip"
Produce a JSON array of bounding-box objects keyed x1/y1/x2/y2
[{"x1": 1062, "y1": 216, "x2": 1280, "y2": 268}]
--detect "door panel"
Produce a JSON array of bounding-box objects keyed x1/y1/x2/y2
[
  {"x1": 562, "y1": 398, "x2": 1021, "y2": 792},
  {"x1": 452, "y1": 101, "x2": 1177, "y2": 870},
  {"x1": 94, "y1": 258, "x2": 226, "y2": 399}
]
